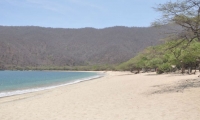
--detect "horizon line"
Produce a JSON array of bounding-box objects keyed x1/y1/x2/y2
[{"x1": 0, "y1": 25, "x2": 151, "y2": 29}]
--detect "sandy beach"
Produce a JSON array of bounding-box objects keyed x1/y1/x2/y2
[{"x1": 0, "y1": 71, "x2": 200, "y2": 120}]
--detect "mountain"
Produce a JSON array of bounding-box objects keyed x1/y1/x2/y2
[{"x1": 0, "y1": 25, "x2": 175, "y2": 69}]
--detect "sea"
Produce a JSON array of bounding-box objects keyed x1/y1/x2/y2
[{"x1": 0, "y1": 71, "x2": 103, "y2": 98}]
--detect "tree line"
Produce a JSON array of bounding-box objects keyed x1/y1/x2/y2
[
  {"x1": 118, "y1": 0, "x2": 200, "y2": 74},
  {"x1": 118, "y1": 39, "x2": 200, "y2": 74}
]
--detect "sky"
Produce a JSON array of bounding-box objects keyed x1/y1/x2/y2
[{"x1": 0, "y1": 0, "x2": 175, "y2": 29}]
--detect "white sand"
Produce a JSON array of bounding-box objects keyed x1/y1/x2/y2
[{"x1": 0, "y1": 71, "x2": 200, "y2": 120}]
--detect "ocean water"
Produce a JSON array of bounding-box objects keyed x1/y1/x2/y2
[{"x1": 0, "y1": 71, "x2": 103, "y2": 98}]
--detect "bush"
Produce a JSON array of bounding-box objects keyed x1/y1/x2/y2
[
  {"x1": 157, "y1": 63, "x2": 171, "y2": 74},
  {"x1": 156, "y1": 69, "x2": 164, "y2": 74}
]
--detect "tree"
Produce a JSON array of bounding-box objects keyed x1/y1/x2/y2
[
  {"x1": 118, "y1": 46, "x2": 163, "y2": 73},
  {"x1": 153, "y1": 0, "x2": 200, "y2": 44},
  {"x1": 164, "y1": 39, "x2": 200, "y2": 73},
  {"x1": 118, "y1": 38, "x2": 200, "y2": 74}
]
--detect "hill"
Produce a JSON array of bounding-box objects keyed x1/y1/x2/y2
[{"x1": 0, "y1": 25, "x2": 174, "y2": 69}]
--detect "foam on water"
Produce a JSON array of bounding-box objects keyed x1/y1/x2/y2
[{"x1": 0, "y1": 71, "x2": 104, "y2": 98}]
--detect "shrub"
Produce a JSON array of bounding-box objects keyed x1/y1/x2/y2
[{"x1": 158, "y1": 63, "x2": 171, "y2": 73}]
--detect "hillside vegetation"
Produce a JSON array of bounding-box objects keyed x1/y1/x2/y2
[
  {"x1": 0, "y1": 25, "x2": 174, "y2": 70},
  {"x1": 118, "y1": 39, "x2": 200, "y2": 74}
]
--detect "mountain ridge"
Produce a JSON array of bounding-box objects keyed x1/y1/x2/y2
[{"x1": 0, "y1": 25, "x2": 174, "y2": 69}]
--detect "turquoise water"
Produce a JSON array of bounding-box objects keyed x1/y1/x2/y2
[{"x1": 0, "y1": 71, "x2": 102, "y2": 97}]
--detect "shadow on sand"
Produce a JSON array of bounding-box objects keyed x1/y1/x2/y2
[
  {"x1": 148, "y1": 78, "x2": 200, "y2": 95},
  {"x1": 117, "y1": 73, "x2": 136, "y2": 76},
  {"x1": 145, "y1": 72, "x2": 200, "y2": 77}
]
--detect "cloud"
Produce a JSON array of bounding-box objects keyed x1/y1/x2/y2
[
  {"x1": 4, "y1": 0, "x2": 22, "y2": 6},
  {"x1": 4, "y1": 0, "x2": 106, "y2": 14},
  {"x1": 4, "y1": 0, "x2": 72, "y2": 14},
  {"x1": 25, "y1": 0, "x2": 73, "y2": 13}
]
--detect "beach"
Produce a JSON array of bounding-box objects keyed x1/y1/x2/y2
[{"x1": 0, "y1": 71, "x2": 200, "y2": 120}]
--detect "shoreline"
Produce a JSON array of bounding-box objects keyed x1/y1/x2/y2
[
  {"x1": 0, "y1": 71, "x2": 200, "y2": 120},
  {"x1": 0, "y1": 71, "x2": 105, "y2": 98}
]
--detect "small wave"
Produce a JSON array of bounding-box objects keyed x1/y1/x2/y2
[{"x1": 0, "y1": 74, "x2": 104, "y2": 98}]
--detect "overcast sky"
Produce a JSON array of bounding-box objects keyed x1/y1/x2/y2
[{"x1": 0, "y1": 0, "x2": 176, "y2": 28}]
